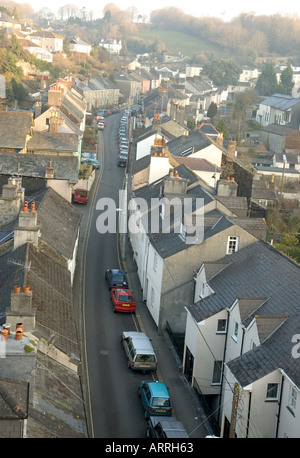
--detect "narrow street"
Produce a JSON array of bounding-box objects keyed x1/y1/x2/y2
[{"x1": 74, "y1": 112, "x2": 210, "y2": 439}]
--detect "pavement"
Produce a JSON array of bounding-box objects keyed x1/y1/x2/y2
[{"x1": 119, "y1": 231, "x2": 217, "y2": 439}]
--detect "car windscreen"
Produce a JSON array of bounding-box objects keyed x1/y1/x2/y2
[
  {"x1": 113, "y1": 274, "x2": 126, "y2": 282},
  {"x1": 135, "y1": 354, "x2": 156, "y2": 363},
  {"x1": 118, "y1": 294, "x2": 133, "y2": 302},
  {"x1": 152, "y1": 397, "x2": 171, "y2": 407}
]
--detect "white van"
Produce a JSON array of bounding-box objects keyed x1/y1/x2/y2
[{"x1": 121, "y1": 331, "x2": 158, "y2": 371}]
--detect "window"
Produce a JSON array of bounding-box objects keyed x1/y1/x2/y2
[
  {"x1": 288, "y1": 387, "x2": 297, "y2": 413},
  {"x1": 266, "y1": 383, "x2": 278, "y2": 400},
  {"x1": 227, "y1": 236, "x2": 239, "y2": 254},
  {"x1": 212, "y1": 361, "x2": 222, "y2": 384},
  {"x1": 217, "y1": 319, "x2": 227, "y2": 334},
  {"x1": 232, "y1": 320, "x2": 238, "y2": 341}
]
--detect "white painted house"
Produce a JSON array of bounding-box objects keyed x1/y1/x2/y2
[{"x1": 185, "y1": 240, "x2": 300, "y2": 438}]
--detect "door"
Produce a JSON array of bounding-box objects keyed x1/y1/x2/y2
[{"x1": 184, "y1": 346, "x2": 194, "y2": 384}]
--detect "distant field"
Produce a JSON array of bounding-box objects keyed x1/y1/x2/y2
[{"x1": 136, "y1": 26, "x2": 226, "y2": 58}]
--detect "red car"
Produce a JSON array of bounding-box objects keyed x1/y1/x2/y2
[{"x1": 110, "y1": 288, "x2": 136, "y2": 313}]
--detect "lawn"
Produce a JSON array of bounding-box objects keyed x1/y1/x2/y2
[{"x1": 136, "y1": 26, "x2": 226, "y2": 58}]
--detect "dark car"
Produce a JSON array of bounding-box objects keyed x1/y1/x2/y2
[
  {"x1": 105, "y1": 269, "x2": 128, "y2": 289},
  {"x1": 146, "y1": 416, "x2": 189, "y2": 438},
  {"x1": 118, "y1": 152, "x2": 128, "y2": 167}
]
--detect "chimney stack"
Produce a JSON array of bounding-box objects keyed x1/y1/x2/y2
[
  {"x1": 45, "y1": 161, "x2": 54, "y2": 179},
  {"x1": 14, "y1": 201, "x2": 40, "y2": 249},
  {"x1": 47, "y1": 85, "x2": 62, "y2": 107},
  {"x1": 6, "y1": 285, "x2": 36, "y2": 332},
  {"x1": 217, "y1": 177, "x2": 238, "y2": 197}
]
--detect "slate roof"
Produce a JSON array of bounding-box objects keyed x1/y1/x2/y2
[
  {"x1": 132, "y1": 163, "x2": 265, "y2": 258},
  {"x1": 187, "y1": 240, "x2": 300, "y2": 388},
  {"x1": 0, "y1": 111, "x2": 33, "y2": 149},
  {"x1": 0, "y1": 378, "x2": 29, "y2": 420},
  {"x1": 37, "y1": 187, "x2": 81, "y2": 260},
  {"x1": 27, "y1": 132, "x2": 78, "y2": 152},
  {"x1": 166, "y1": 131, "x2": 213, "y2": 156},
  {"x1": 261, "y1": 123, "x2": 294, "y2": 136},
  {"x1": 260, "y1": 93, "x2": 300, "y2": 110},
  {"x1": 0, "y1": 153, "x2": 79, "y2": 184},
  {"x1": 0, "y1": 243, "x2": 27, "y2": 321},
  {"x1": 173, "y1": 156, "x2": 221, "y2": 173}
]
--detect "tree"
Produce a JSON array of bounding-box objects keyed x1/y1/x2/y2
[
  {"x1": 207, "y1": 102, "x2": 217, "y2": 119},
  {"x1": 255, "y1": 62, "x2": 278, "y2": 96},
  {"x1": 231, "y1": 90, "x2": 258, "y2": 142},
  {"x1": 63, "y1": 36, "x2": 71, "y2": 55},
  {"x1": 216, "y1": 119, "x2": 229, "y2": 139},
  {"x1": 277, "y1": 63, "x2": 294, "y2": 95},
  {"x1": 201, "y1": 59, "x2": 242, "y2": 86}
]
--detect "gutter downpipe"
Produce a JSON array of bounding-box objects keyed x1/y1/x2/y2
[
  {"x1": 217, "y1": 309, "x2": 230, "y2": 425},
  {"x1": 246, "y1": 391, "x2": 252, "y2": 438},
  {"x1": 275, "y1": 375, "x2": 284, "y2": 438}
]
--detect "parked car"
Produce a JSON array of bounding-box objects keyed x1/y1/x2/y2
[
  {"x1": 73, "y1": 188, "x2": 88, "y2": 204},
  {"x1": 81, "y1": 158, "x2": 100, "y2": 169},
  {"x1": 82, "y1": 152, "x2": 96, "y2": 160},
  {"x1": 121, "y1": 331, "x2": 158, "y2": 371},
  {"x1": 138, "y1": 381, "x2": 172, "y2": 419},
  {"x1": 118, "y1": 152, "x2": 128, "y2": 167},
  {"x1": 105, "y1": 269, "x2": 128, "y2": 289},
  {"x1": 98, "y1": 122, "x2": 105, "y2": 130},
  {"x1": 110, "y1": 288, "x2": 136, "y2": 313},
  {"x1": 146, "y1": 416, "x2": 188, "y2": 438}
]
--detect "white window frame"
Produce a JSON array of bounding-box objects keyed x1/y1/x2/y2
[
  {"x1": 227, "y1": 236, "x2": 239, "y2": 254},
  {"x1": 288, "y1": 386, "x2": 297, "y2": 414},
  {"x1": 232, "y1": 320, "x2": 238, "y2": 342}
]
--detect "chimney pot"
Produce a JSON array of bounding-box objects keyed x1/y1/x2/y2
[
  {"x1": 14, "y1": 285, "x2": 20, "y2": 293},
  {"x1": 23, "y1": 202, "x2": 28, "y2": 212},
  {"x1": 30, "y1": 202, "x2": 35, "y2": 213},
  {"x1": 1, "y1": 329, "x2": 8, "y2": 341},
  {"x1": 23, "y1": 285, "x2": 30, "y2": 294}
]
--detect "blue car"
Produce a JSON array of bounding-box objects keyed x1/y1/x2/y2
[
  {"x1": 105, "y1": 269, "x2": 128, "y2": 289},
  {"x1": 138, "y1": 381, "x2": 173, "y2": 420}
]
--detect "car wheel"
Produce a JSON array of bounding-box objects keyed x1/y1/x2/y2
[
  {"x1": 146, "y1": 427, "x2": 152, "y2": 438},
  {"x1": 144, "y1": 410, "x2": 149, "y2": 420}
]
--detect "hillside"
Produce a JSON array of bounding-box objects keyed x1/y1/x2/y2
[{"x1": 136, "y1": 24, "x2": 227, "y2": 59}]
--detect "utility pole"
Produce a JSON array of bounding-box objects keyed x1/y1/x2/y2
[{"x1": 229, "y1": 382, "x2": 240, "y2": 438}]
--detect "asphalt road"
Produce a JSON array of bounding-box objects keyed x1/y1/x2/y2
[{"x1": 80, "y1": 113, "x2": 155, "y2": 438}]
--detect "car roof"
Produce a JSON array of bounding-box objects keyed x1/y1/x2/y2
[
  {"x1": 123, "y1": 332, "x2": 156, "y2": 354},
  {"x1": 147, "y1": 382, "x2": 170, "y2": 397},
  {"x1": 111, "y1": 269, "x2": 126, "y2": 275},
  {"x1": 148, "y1": 416, "x2": 188, "y2": 438}
]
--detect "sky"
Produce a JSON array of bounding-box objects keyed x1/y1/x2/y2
[{"x1": 28, "y1": 0, "x2": 300, "y2": 21}]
